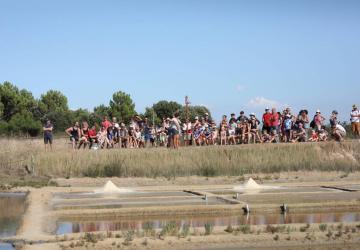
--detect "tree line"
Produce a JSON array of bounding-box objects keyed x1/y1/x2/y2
[{"x1": 0, "y1": 81, "x2": 210, "y2": 136}]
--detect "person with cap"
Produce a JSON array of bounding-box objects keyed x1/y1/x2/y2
[
  {"x1": 313, "y1": 109, "x2": 326, "y2": 131},
  {"x1": 262, "y1": 107, "x2": 272, "y2": 134},
  {"x1": 350, "y1": 104, "x2": 360, "y2": 138}
]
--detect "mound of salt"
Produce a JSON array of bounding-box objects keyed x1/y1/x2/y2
[
  {"x1": 95, "y1": 181, "x2": 133, "y2": 194},
  {"x1": 243, "y1": 178, "x2": 262, "y2": 190}
]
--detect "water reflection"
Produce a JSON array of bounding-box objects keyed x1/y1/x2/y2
[
  {"x1": 57, "y1": 212, "x2": 360, "y2": 235},
  {"x1": 0, "y1": 193, "x2": 27, "y2": 238}
]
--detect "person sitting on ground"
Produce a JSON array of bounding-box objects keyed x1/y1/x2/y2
[
  {"x1": 350, "y1": 104, "x2": 360, "y2": 138},
  {"x1": 262, "y1": 130, "x2": 272, "y2": 143},
  {"x1": 248, "y1": 113, "x2": 262, "y2": 143},
  {"x1": 66, "y1": 122, "x2": 81, "y2": 150},
  {"x1": 291, "y1": 123, "x2": 307, "y2": 143},
  {"x1": 78, "y1": 121, "x2": 90, "y2": 149},
  {"x1": 97, "y1": 126, "x2": 110, "y2": 149},
  {"x1": 318, "y1": 126, "x2": 328, "y2": 141},
  {"x1": 308, "y1": 130, "x2": 319, "y2": 142},
  {"x1": 330, "y1": 110, "x2": 344, "y2": 142},
  {"x1": 228, "y1": 119, "x2": 237, "y2": 145},
  {"x1": 43, "y1": 120, "x2": 53, "y2": 151},
  {"x1": 88, "y1": 125, "x2": 98, "y2": 149}
]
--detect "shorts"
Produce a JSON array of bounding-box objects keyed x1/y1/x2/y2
[
  {"x1": 70, "y1": 136, "x2": 79, "y2": 142},
  {"x1": 184, "y1": 134, "x2": 192, "y2": 141},
  {"x1": 352, "y1": 122, "x2": 360, "y2": 134},
  {"x1": 44, "y1": 134, "x2": 53, "y2": 144}
]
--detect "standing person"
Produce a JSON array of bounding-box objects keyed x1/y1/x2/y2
[
  {"x1": 350, "y1": 104, "x2": 360, "y2": 138},
  {"x1": 248, "y1": 113, "x2": 262, "y2": 143},
  {"x1": 183, "y1": 119, "x2": 192, "y2": 146},
  {"x1": 270, "y1": 108, "x2": 280, "y2": 134},
  {"x1": 313, "y1": 110, "x2": 326, "y2": 131},
  {"x1": 102, "y1": 116, "x2": 112, "y2": 130},
  {"x1": 112, "y1": 117, "x2": 120, "y2": 147},
  {"x1": 66, "y1": 122, "x2": 81, "y2": 150},
  {"x1": 262, "y1": 108, "x2": 272, "y2": 134},
  {"x1": 43, "y1": 120, "x2": 53, "y2": 151},
  {"x1": 170, "y1": 112, "x2": 181, "y2": 149},
  {"x1": 297, "y1": 110, "x2": 309, "y2": 140}
]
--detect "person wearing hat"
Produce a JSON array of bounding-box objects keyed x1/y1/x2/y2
[
  {"x1": 350, "y1": 104, "x2": 360, "y2": 137},
  {"x1": 313, "y1": 109, "x2": 326, "y2": 131}
]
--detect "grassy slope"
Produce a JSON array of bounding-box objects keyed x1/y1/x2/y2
[{"x1": 0, "y1": 139, "x2": 359, "y2": 179}]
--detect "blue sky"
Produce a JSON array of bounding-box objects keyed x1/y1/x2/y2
[{"x1": 0, "y1": 0, "x2": 359, "y2": 122}]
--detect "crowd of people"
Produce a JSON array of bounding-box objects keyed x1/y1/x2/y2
[{"x1": 43, "y1": 105, "x2": 360, "y2": 151}]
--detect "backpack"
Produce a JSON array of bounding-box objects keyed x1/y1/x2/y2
[{"x1": 310, "y1": 120, "x2": 316, "y2": 129}]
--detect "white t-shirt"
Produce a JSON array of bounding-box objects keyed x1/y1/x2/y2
[{"x1": 351, "y1": 110, "x2": 360, "y2": 123}]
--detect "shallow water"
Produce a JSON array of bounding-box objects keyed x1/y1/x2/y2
[
  {"x1": 0, "y1": 192, "x2": 27, "y2": 238},
  {"x1": 56, "y1": 211, "x2": 360, "y2": 235},
  {"x1": 0, "y1": 243, "x2": 14, "y2": 250}
]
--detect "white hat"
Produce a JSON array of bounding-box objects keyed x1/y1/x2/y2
[
  {"x1": 195, "y1": 116, "x2": 199, "y2": 120},
  {"x1": 265, "y1": 107, "x2": 270, "y2": 110},
  {"x1": 114, "y1": 123, "x2": 120, "y2": 129},
  {"x1": 316, "y1": 109, "x2": 321, "y2": 113},
  {"x1": 250, "y1": 113, "x2": 255, "y2": 116}
]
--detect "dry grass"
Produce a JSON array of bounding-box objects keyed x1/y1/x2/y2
[{"x1": 0, "y1": 138, "x2": 359, "y2": 179}]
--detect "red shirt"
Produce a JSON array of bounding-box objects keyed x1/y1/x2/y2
[
  {"x1": 271, "y1": 113, "x2": 280, "y2": 127},
  {"x1": 263, "y1": 113, "x2": 272, "y2": 127},
  {"x1": 88, "y1": 129, "x2": 97, "y2": 138},
  {"x1": 102, "y1": 120, "x2": 112, "y2": 129}
]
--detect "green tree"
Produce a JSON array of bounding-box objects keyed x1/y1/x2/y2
[
  {"x1": 143, "y1": 107, "x2": 161, "y2": 126},
  {"x1": 152, "y1": 100, "x2": 182, "y2": 120},
  {"x1": 0, "y1": 82, "x2": 37, "y2": 121},
  {"x1": 109, "y1": 91, "x2": 136, "y2": 124},
  {"x1": 71, "y1": 108, "x2": 91, "y2": 124},
  {"x1": 40, "y1": 90, "x2": 69, "y2": 112},
  {"x1": 38, "y1": 90, "x2": 70, "y2": 131},
  {"x1": 93, "y1": 104, "x2": 111, "y2": 125},
  {"x1": 7, "y1": 111, "x2": 42, "y2": 137},
  {"x1": 180, "y1": 105, "x2": 212, "y2": 121}
]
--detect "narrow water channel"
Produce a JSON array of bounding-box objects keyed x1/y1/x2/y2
[{"x1": 56, "y1": 211, "x2": 360, "y2": 235}]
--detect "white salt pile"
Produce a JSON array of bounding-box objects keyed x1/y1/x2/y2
[
  {"x1": 95, "y1": 181, "x2": 133, "y2": 194},
  {"x1": 243, "y1": 178, "x2": 262, "y2": 190},
  {"x1": 233, "y1": 178, "x2": 279, "y2": 192}
]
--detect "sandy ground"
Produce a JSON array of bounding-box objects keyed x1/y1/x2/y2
[{"x1": 3, "y1": 174, "x2": 360, "y2": 250}]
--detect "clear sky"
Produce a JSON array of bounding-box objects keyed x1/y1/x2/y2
[{"x1": 0, "y1": 0, "x2": 359, "y2": 122}]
